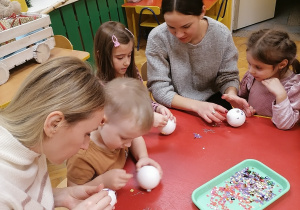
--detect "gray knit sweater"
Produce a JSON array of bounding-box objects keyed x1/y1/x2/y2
[{"x1": 146, "y1": 16, "x2": 240, "y2": 107}]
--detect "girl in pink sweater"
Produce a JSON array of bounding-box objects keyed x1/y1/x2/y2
[{"x1": 237, "y1": 29, "x2": 300, "y2": 130}]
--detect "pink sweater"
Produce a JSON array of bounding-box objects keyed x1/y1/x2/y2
[{"x1": 239, "y1": 71, "x2": 300, "y2": 130}]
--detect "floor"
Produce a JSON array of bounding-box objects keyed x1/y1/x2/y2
[{"x1": 48, "y1": 0, "x2": 300, "y2": 188}]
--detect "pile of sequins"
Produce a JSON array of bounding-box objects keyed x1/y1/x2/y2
[{"x1": 206, "y1": 167, "x2": 278, "y2": 210}]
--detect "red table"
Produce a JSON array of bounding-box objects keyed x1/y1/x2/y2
[{"x1": 115, "y1": 109, "x2": 300, "y2": 209}]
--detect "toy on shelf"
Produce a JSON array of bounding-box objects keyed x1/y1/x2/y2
[
  {"x1": 0, "y1": 0, "x2": 55, "y2": 85},
  {"x1": 0, "y1": 0, "x2": 21, "y2": 19}
]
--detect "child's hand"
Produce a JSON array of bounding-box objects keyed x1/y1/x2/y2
[
  {"x1": 222, "y1": 94, "x2": 255, "y2": 117},
  {"x1": 156, "y1": 105, "x2": 176, "y2": 122},
  {"x1": 262, "y1": 78, "x2": 287, "y2": 104},
  {"x1": 153, "y1": 112, "x2": 168, "y2": 127},
  {"x1": 136, "y1": 157, "x2": 163, "y2": 177},
  {"x1": 101, "y1": 169, "x2": 133, "y2": 191}
]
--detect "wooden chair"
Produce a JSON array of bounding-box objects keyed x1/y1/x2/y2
[
  {"x1": 0, "y1": 101, "x2": 10, "y2": 109},
  {"x1": 135, "y1": 6, "x2": 161, "y2": 51},
  {"x1": 140, "y1": 61, "x2": 156, "y2": 101},
  {"x1": 216, "y1": 0, "x2": 228, "y2": 21},
  {"x1": 54, "y1": 35, "x2": 73, "y2": 50},
  {"x1": 54, "y1": 178, "x2": 68, "y2": 210},
  {"x1": 141, "y1": 61, "x2": 148, "y2": 81}
]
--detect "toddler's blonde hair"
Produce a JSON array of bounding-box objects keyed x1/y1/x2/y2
[{"x1": 104, "y1": 77, "x2": 153, "y2": 132}]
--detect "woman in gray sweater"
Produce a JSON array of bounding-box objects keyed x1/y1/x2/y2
[{"x1": 146, "y1": 0, "x2": 250, "y2": 124}]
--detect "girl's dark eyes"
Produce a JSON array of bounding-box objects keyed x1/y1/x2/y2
[
  {"x1": 248, "y1": 63, "x2": 261, "y2": 70},
  {"x1": 116, "y1": 55, "x2": 131, "y2": 60},
  {"x1": 255, "y1": 66, "x2": 261, "y2": 70}
]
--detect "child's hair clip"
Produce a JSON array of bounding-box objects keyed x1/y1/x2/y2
[
  {"x1": 125, "y1": 28, "x2": 134, "y2": 37},
  {"x1": 112, "y1": 35, "x2": 120, "y2": 47}
]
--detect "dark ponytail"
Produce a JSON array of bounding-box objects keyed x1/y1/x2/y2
[
  {"x1": 291, "y1": 59, "x2": 300, "y2": 74},
  {"x1": 162, "y1": 0, "x2": 204, "y2": 16}
]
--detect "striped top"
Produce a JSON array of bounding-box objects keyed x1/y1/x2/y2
[
  {"x1": 0, "y1": 126, "x2": 54, "y2": 210},
  {"x1": 239, "y1": 71, "x2": 300, "y2": 130}
]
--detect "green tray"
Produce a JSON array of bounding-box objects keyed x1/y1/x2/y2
[{"x1": 192, "y1": 159, "x2": 290, "y2": 210}]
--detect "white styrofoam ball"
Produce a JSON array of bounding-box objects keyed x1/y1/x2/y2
[
  {"x1": 226, "y1": 108, "x2": 246, "y2": 127},
  {"x1": 159, "y1": 119, "x2": 176, "y2": 135},
  {"x1": 137, "y1": 165, "x2": 161, "y2": 192},
  {"x1": 103, "y1": 188, "x2": 117, "y2": 206}
]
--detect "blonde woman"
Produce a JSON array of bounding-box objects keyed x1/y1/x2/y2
[{"x1": 0, "y1": 57, "x2": 112, "y2": 210}]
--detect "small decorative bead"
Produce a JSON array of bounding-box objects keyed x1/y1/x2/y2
[{"x1": 206, "y1": 167, "x2": 278, "y2": 209}]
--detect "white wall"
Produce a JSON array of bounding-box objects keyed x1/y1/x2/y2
[{"x1": 232, "y1": 0, "x2": 276, "y2": 30}]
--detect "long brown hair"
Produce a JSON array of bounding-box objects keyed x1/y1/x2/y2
[{"x1": 94, "y1": 21, "x2": 137, "y2": 82}]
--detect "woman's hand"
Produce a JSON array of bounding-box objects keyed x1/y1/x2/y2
[
  {"x1": 54, "y1": 184, "x2": 112, "y2": 210},
  {"x1": 222, "y1": 94, "x2": 255, "y2": 117},
  {"x1": 136, "y1": 157, "x2": 163, "y2": 177},
  {"x1": 193, "y1": 101, "x2": 227, "y2": 123},
  {"x1": 101, "y1": 169, "x2": 133, "y2": 191}
]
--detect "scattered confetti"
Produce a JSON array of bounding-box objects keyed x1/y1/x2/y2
[
  {"x1": 212, "y1": 123, "x2": 221, "y2": 127},
  {"x1": 203, "y1": 128, "x2": 215, "y2": 133},
  {"x1": 193, "y1": 133, "x2": 202, "y2": 139},
  {"x1": 206, "y1": 167, "x2": 279, "y2": 209},
  {"x1": 131, "y1": 191, "x2": 145, "y2": 196}
]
